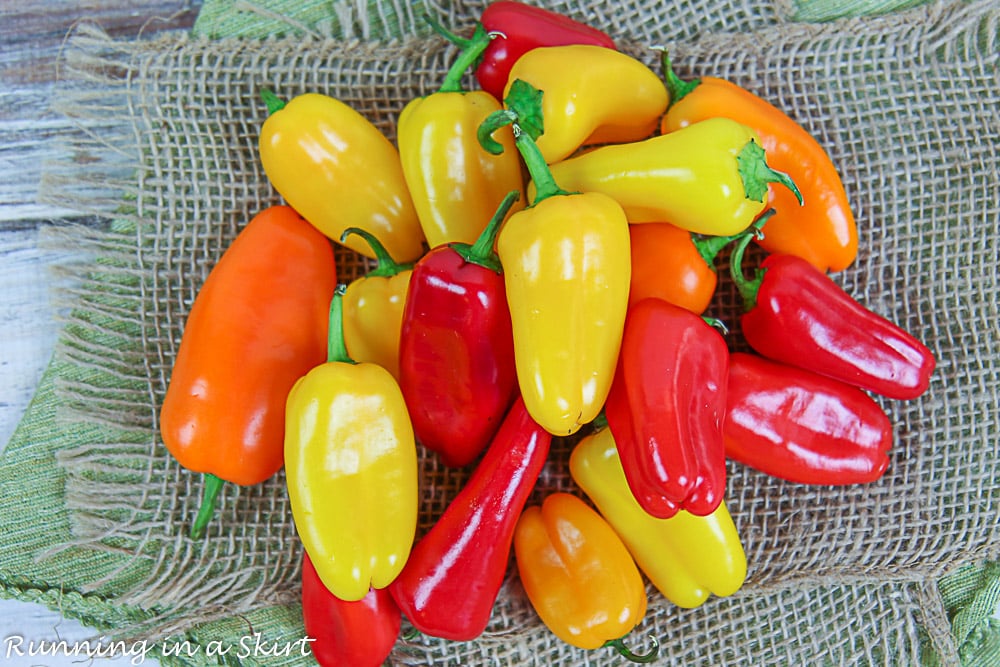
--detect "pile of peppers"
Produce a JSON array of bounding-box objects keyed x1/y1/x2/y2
[{"x1": 157, "y1": 2, "x2": 937, "y2": 664}]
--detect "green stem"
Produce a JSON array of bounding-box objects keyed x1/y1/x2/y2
[
  {"x1": 658, "y1": 49, "x2": 700, "y2": 106},
  {"x1": 451, "y1": 189, "x2": 520, "y2": 273},
  {"x1": 190, "y1": 473, "x2": 225, "y2": 539},
  {"x1": 702, "y1": 316, "x2": 729, "y2": 336},
  {"x1": 327, "y1": 284, "x2": 354, "y2": 364},
  {"x1": 514, "y1": 125, "x2": 570, "y2": 204},
  {"x1": 728, "y1": 213, "x2": 772, "y2": 312},
  {"x1": 737, "y1": 140, "x2": 803, "y2": 205},
  {"x1": 422, "y1": 12, "x2": 473, "y2": 49},
  {"x1": 260, "y1": 88, "x2": 285, "y2": 115},
  {"x1": 690, "y1": 230, "x2": 745, "y2": 271},
  {"x1": 433, "y1": 20, "x2": 495, "y2": 93},
  {"x1": 603, "y1": 635, "x2": 660, "y2": 663},
  {"x1": 340, "y1": 228, "x2": 414, "y2": 277}
]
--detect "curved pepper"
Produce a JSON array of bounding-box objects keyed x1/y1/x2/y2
[
  {"x1": 159, "y1": 206, "x2": 336, "y2": 538},
  {"x1": 388, "y1": 396, "x2": 551, "y2": 641},
  {"x1": 724, "y1": 353, "x2": 893, "y2": 484},
  {"x1": 258, "y1": 90, "x2": 425, "y2": 262},
  {"x1": 628, "y1": 222, "x2": 744, "y2": 314},
  {"x1": 604, "y1": 297, "x2": 729, "y2": 518},
  {"x1": 570, "y1": 425, "x2": 747, "y2": 609},
  {"x1": 661, "y1": 53, "x2": 857, "y2": 272},
  {"x1": 503, "y1": 45, "x2": 669, "y2": 163},
  {"x1": 339, "y1": 228, "x2": 413, "y2": 382},
  {"x1": 398, "y1": 21, "x2": 524, "y2": 248},
  {"x1": 398, "y1": 191, "x2": 519, "y2": 467},
  {"x1": 284, "y1": 287, "x2": 418, "y2": 601},
  {"x1": 480, "y1": 80, "x2": 631, "y2": 436},
  {"x1": 473, "y1": 0, "x2": 617, "y2": 101},
  {"x1": 730, "y1": 230, "x2": 935, "y2": 400},
  {"x1": 541, "y1": 117, "x2": 801, "y2": 236},
  {"x1": 514, "y1": 493, "x2": 652, "y2": 657},
  {"x1": 301, "y1": 553, "x2": 401, "y2": 667}
]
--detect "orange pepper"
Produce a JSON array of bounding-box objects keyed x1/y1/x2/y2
[
  {"x1": 159, "y1": 206, "x2": 337, "y2": 538},
  {"x1": 628, "y1": 222, "x2": 739, "y2": 314},
  {"x1": 514, "y1": 493, "x2": 653, "y2": 658},
  {"x1": 659, "y1": 53, "x2": 857, "y2": 273}
]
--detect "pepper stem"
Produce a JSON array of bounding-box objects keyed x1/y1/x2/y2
[
  {"x1": 451, "y1": 189, "x2": 520, "y2": 273},
  {"x1": 260, "y1": 88, "x2": 285, "y2": 115},
  {"x1": 657, "y1": 49, "x2": 700, "y2": 105},
  {"x1": 190, "y1": 473, "x2": 225, "y2": 539},
  {"x1": 341, "y1": 228, "x2": 414, "y2": 277},
  {"x1": 737, "y1": 140, "x2": 803, "y2": 205},
  {"x1": 690, "y1": 229, "x2": 746, "y2": 271},
  {"x1": 429, "y1": 17, "x2": 495, "y2": 93},
  {"x1": 327, "y1": 284, "x2": 354, "y2": 364},
  {"x1": 603, "y1": 635, "x2": 660, "y2": 663},
  {"x1": 478, "y1": 79, "x2": 572, "y2": 205},
  {"x1": 728, "y1": 211, "x2": 775, "y2": 312}
]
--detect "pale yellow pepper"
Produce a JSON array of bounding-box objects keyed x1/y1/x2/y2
[
  {"x1": 570, "y1": 426, "x2": 747, "y2": 608},
  {"x1": 284, "y1": 287, "x2": 418, "y2": 602}
]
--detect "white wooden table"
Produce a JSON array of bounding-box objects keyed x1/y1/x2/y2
[{"x1": 1, "y1": 3, "x2": 199, "y2": 663}]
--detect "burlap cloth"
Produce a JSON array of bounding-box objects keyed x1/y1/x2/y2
[{"x1": 1, "y1": 0, "x2": 997, "y2": 664}]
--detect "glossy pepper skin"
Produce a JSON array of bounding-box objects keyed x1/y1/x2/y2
[
  {"x1": 570, "y1": 426, "x2": 747, "y2": 609},
  {"x1": 398, "y1": 22, "x2": 524, "y2": 248},
  {"x1": 604, "y1": 297, "x2": 729, "y2": 519},
  {"x1": 301, "y1": 554, "x2": 401, "y2": 667},
  {"x1": 628, "y1": 222, "x2": 742, "y2": 314},
  {"x1": 730, "y1": 234, "x2": 935, "y2": 400},
  {"x1": 159, "y1": 206, "x2": 336, "y2": 538},
  {"x1": 398, "y1": 192, "x2": 519, "y2": 467},
  {"x1": 724, "y1": 353, "x2": 893, "y2": 484},
  {"x1": 542, "y1": 117, "x2": 801, "y2": 236},
  {"x1": 661, "y1": 53, "x2": 857, "y2": 272},
  {"x1": 481, "y1": 80, "x2": 631, "y2": 436},
  {"x1": 503, "y1": 45, "x2": 669, "y2": 164},
  {"x1": 388, "y1": 396, "x2": 551, "y2": 641},
  {"x1": 474, "y1": 0, "x2": 617, "y2": 101},
  {"x1": 285, "y1": 287, "x2": 418, "y2": 602},
  {"x1": 340, "y1": 228, "x2": 413, "y2": 382},
  {"x1": 258, "y1": 91, "x2": 426, "y2": 262},
  {"x1": 514, "y1": 493, "x2": 648, "y2": 652}
]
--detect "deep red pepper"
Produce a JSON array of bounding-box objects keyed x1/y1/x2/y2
[
  {"x1": 724, "y1": 353, "x2": 893, "y2": 485},
  {"x1": 387, "y1": 396, "x2": 551, "y2": 640},
  {"x1": 730, "y1": 231, "x2": 936, "y2": 400},
  {"x1": 604, "y1": 297, "x2": 729, "y2": 519},
  {"x1": 398, "y1": 191, "x2": 519, "y2": 467},
  {"x1": 474, "y1": 1, "x2": 617, "y2": 100},
  {"x1": 301, "y1": 553, "x2": 401, "y2": 667}
]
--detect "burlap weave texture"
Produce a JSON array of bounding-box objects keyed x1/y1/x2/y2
[{"x1": 3, "y1": 0, "x2": 996, "y2": 664}]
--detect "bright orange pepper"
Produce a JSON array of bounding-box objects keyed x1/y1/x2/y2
[
  {"x1": 514, "y1": 493, "x2": 652, "y2": 657},
  {"x1": 660, "y1": 53, "x2": 857, "y2": 272},
  {"x1": 159, "y1": 206, "x2": 337, "y2": 538}
]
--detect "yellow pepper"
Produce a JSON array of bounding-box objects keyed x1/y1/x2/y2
[
  {"x1": 481, "y1": 81, "x2": 631, "y2": 436},
  {"x1": 570, "y1": 425, "x2": 747, "y2": 609},
  {"x1": 339, "y1": 228, "x2": 412, "y2": 382},
  {"x1": 514, "y1": 493, "x2": 652, "y2": 657},
  {"x1": 258, "y1": 90, "x2": 426, "y2": 262},
  {"x1": 284, "y1": 286, "x2": 418, "y2": 602},
  {"x1": 540, "y1": 117, "x2": 803, "y2": 236},
  {"x1": 503, "y1": 44, "x2": 669, "y2": 164},
  {"x1": 397, "y1": 22, "x2": 524, "y2": 248}
]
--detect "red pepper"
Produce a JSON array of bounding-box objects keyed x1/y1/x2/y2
[
  {"x1": 398, "y1": 191, "x2": 519, "y2": 467},
  {"x1": 724, "y1": 353, "x2": 893, "y2": 484},
  {"x1": 301, "y1": 553, "x2": 401, "y2": 667},
  {"x1": 730, "y1": 231, "x2": 935, "y2": 400},
  {"x1": 388, "y1": 396, "x2": 551, "y2": 640},
  {"x1": 474, "y1": 1, "x2": 617, "y2": 100},
  {"x1": 604, "y1": 297, "x2": 729, "y2": 519}
]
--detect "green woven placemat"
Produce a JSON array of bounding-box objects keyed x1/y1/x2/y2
[{"x1": 2, "y1": 0, "x2": 998, "y2": 665}]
